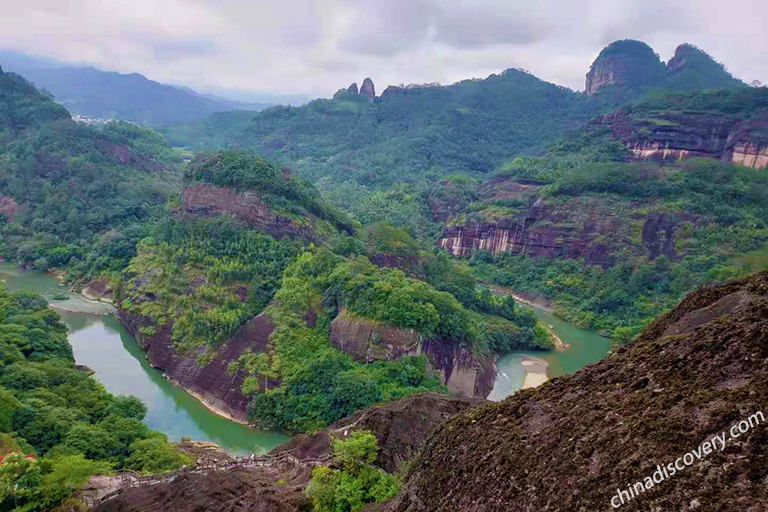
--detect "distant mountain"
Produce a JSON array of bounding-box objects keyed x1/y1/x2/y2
[
  {"x1": 0, "y1": 64, "x2": 234, "y2": 125},
  {"x1": 586, "y1": 40, "x2": 746, "y2": 96},
  {"x1": 170, "y1": 84, "x2": 273, "y2": 112}
]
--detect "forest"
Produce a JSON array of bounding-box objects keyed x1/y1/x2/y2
[{"x1": 0, "y1": 284, "x2": 189, "y2": 511}]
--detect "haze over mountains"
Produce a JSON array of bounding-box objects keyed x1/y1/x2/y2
[{"x1": 0, "y1": 51, "x2": 309, "y2": 126}]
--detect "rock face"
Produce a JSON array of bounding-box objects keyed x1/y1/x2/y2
[
  {"x1": 435, "y1": 177, "x2": 704, "y2": 265},
  {"x1": 272, "y1": 393, "x2": 485, "y2": 473},
  {"x1": 360, "y1": 77, "x2": 376, "y2": 101},
  {"x1": 82, "y1": 278, "x2": 114, "y2": 303},
  {"x1": 594, "y1": 108, "x2": 768, "y2": 169},
  {"x1": 94, "y1": 393, "x2": 482, "y2": 512},
  {"x1": 387, "y1": 271, "x2": 768, "y2": 511},
  {"x1": 585, "y1": 40, "x2": 665, "y2": 95},
  {"x1": 119, "y1": 308, "x2": 277, "y2": 423},
  {"x1": 330, "y1": 309, "x2": 496, "y2": 398},
  {"x1": 182, "y1": 184, "x2": 316, "y2": 240},
  {"x1": 347, "y1": 82, "x2": 359, "y2": 94},
  {"x1": 0, "y1": 196, "x2": 17, "y2": 222}
]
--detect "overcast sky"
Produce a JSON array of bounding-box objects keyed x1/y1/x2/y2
[{"x1": 1, "y1": 0, "x2": 765, "y2": 98}]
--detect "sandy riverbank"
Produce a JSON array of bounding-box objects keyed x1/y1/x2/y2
[{"x1": 521, "y1": 357, "x2": 549, "y2": 389}]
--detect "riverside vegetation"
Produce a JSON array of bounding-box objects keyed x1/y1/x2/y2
[
  {"x1": 1, "y1": 38, "x2": 768, "y2": 511},
  {"x1": 0, "y1": 284, "x2": 190, "y2": 511}
]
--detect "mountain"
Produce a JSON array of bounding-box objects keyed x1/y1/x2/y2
[
  {"x1": 170, "y1": 84, "x2": 273, "y2": 111},
  {"x1": 0, "y1": 65, "x2": 182, "y2": 276},
  {"x1": 388, "y1": 270, "x2": 768, "y2": 511},
  {"x1": 0, "y1": 64, "x2": 237, "y2": 125},
  {"x1": 586, "y1": 40, "x2": 746, "y2": 96},
  {"x1": 161, "y1": 70, "x2": 601, "y2": 188}
]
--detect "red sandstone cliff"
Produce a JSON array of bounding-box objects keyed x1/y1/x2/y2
[
  {"x1": 329, "y1": 309, "x2": 496, "y2": 398},
  {"x1": 119, "y1": 307, "x2": 277, "y2": 423},
  {"x1": 435, "y1": 177, "x2": 703, "y2": 265},
  {"x1": 181, "y1": 183, "x2": 316, "y2": 240}
]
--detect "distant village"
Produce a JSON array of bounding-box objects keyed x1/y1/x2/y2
[{"x1": 72, "y1": 114, "x2": 137, "y2": 126}]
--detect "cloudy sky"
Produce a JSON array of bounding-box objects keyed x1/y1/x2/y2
[{"x1": 1, "y1": 0, "x2": 766, "y2": 98}]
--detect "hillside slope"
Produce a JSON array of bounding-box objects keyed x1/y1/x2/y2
[
  {"x1": 0, "y1": 63, "x2": 245, "y2": 125},
  {"x1": 388, "y1": 271, "x2": 768, "y2": 511},
  {"x1": 0, "y1": 66, "x2": 183, "y2": 277}
]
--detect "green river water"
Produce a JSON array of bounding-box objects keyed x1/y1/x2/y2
[
  {"x1": 0, "y1": 266, "x2": 288, "y2": 455},
  {"x1": 2, "y1": 265, "x2": 610, "y2": 448},
  {"x1": 488, "y1": 303, "x2": 612, "y2": 401}
]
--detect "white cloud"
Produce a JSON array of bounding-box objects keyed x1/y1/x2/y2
[{"x1": 0, "y1": 0, "x2": 765, "y2": 96}]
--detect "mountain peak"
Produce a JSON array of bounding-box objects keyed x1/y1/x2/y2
[
  {"x1": 360, "y1": 77, "x2": 376, "y2": 101},
  {"x1": 664, "y1": 43, "x2": 744, "y2": 90},
  {"x1": 586, "y1": 39, "x2": 666, "y2": 95}
]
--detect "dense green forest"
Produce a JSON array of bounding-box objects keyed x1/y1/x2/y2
[
  {"x1": 162, "y1": 69, "x2": 606, "y2": 189},
  {"x1": 0, "y1": 284, "x2": 189, "y2": 511},
  {"x1": 459, "y1": 128, "x2": 768, "y2": 340},
  {"x1": 0, "y1": 65, "x2": 183, "y2": 282},
  {"x1": 243, "y1": 246, "x2": 546, "y2": 433}
]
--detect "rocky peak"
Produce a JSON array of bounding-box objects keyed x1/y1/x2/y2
[
  {"x1": 346, "y1": 82, "x2": 358, "y2": 94},
  {"x1": 360, "y1": 77, "x2": 376, "y2": 101},
  {"x1": 586, "y1": 39, "x2": 665, "y2": 95},
  {"x1": 664, "y1": 43, "x2": 744, "y2": 90}
]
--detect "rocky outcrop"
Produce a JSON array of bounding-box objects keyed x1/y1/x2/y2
[
  {"x1": 437, "y1": 177, "x2": 705, "y2": 265},
  {"x1": 94, "y1": 393, "x2": 483, "y2": 512},
  {"x1": 593, "y1": 108, "x2": 768, "y2": 169},
  {"x1": 272, "y1": 393, "x2": 485, "y2": 473},
  {"x1": 347, "y1": 82, "x2": 359, "y2": 94},
  {"x1": 82, "y1": 278, "x2": 114, "y2": 303},
  {"x1": 360, "y1": 77, "x2": 376, "y2": 101},
  {"x1": 181, "y1": 184, "x2": 316, "y2": 240},
  {"x1": 387, "y1": 271, "x2": 768, "y2": 511},
  {"x1": 585, "y1": 40, "x2": 665, "y2": 95},
  {"x1": 330, "y1": 310, "x2": 496, "y2": 398},
  {"x1": 119, "y1": 308, "x2": 277, "y2": 423},
  {"x1": 0, "y1": 196, "x2": 17, "y2": 222}
]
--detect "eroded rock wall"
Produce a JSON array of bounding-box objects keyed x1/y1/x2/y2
[
  {"x1": 181, "y1": 184, "x2": 315, "y2": 240},
  {"x1": 330, "y1": 309, "x2": 496, "y2": 398},
  {"x1": 119, "y1": 308, "x2": 276, "y2": 423},
  {"x1": 594, "y1": 108, "x2": 768, "y2": 169}
]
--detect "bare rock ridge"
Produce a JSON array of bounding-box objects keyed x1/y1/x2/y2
[
  {"x1": 94, "y1": 393, "x2": 482, "y2": 512},
  {"x1": 347, "y1": 82, "x2": 359, "y2": 94},
  {"x1": 387, "y1": 271, "x2": 768, "y2": 511},
  {"x1": 330, "y1": 309, "x2": 496, "y2": 398},
  {"x1": 593, "y1": 108, "x2": 768, "y2": 169},
  {"x1": 360, "y1": 77, "x2": 376, "y2": 101},
  {"x1": 435, "y1": 177, "x2": 704, "y2": 263},
  {"x1": 181, "y1": 183, "x2": 316, "y2": 240}
]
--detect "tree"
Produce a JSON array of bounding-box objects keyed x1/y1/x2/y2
[{"x1": 306, "y1": 430, "x2": 400, "y2": 512}]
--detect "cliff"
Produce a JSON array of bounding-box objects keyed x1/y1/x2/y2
[
  {"x1": 181, "y1": 183, "x2": 317, "y2": 240},
  {"x1": 94, "y1": 393, "x2": 482, "y2": 511},
  {"x1": 387, "y1": 270, "x2": 768, "y2": 511},
  {"x1": 330, "y1": 309, "x2": 496, "y2": 398},
  {"x1": 360, "y1": 77, "x2": 376, "y2": 101},
  {"x1": 119, "y1": 306, "x2": 277, "y2": 423},
  {"x1": 585, "y1": 40, "x2": 666, "y2": 95},
  {"x1": 593, "y1": 107, "x2": 768, "y2": 169},
  {"x1": 435, "y1": 177, "x2": 704, "y2": 264}
]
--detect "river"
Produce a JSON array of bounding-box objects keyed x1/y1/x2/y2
[
  {"x1": 0, "y1": 266, "x2": 288, "y2": 455},
  {"x1": 488, "y1": 301, "x2": 612, "y2": 401}
]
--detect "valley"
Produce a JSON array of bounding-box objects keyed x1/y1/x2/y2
[{"x1": 1, "y1": 27, "x2": 767, "y2": 511}]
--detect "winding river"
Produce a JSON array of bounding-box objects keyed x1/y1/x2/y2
[
  {"x1": 488, "y1": 302, "x2": 612, "y2": 401},
  {"x1": 0, "y1": 266, "x2": 288, "y2": 455},
  {"x1": 2, "y1": 265, "x2": 611, "y2": 445}
]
